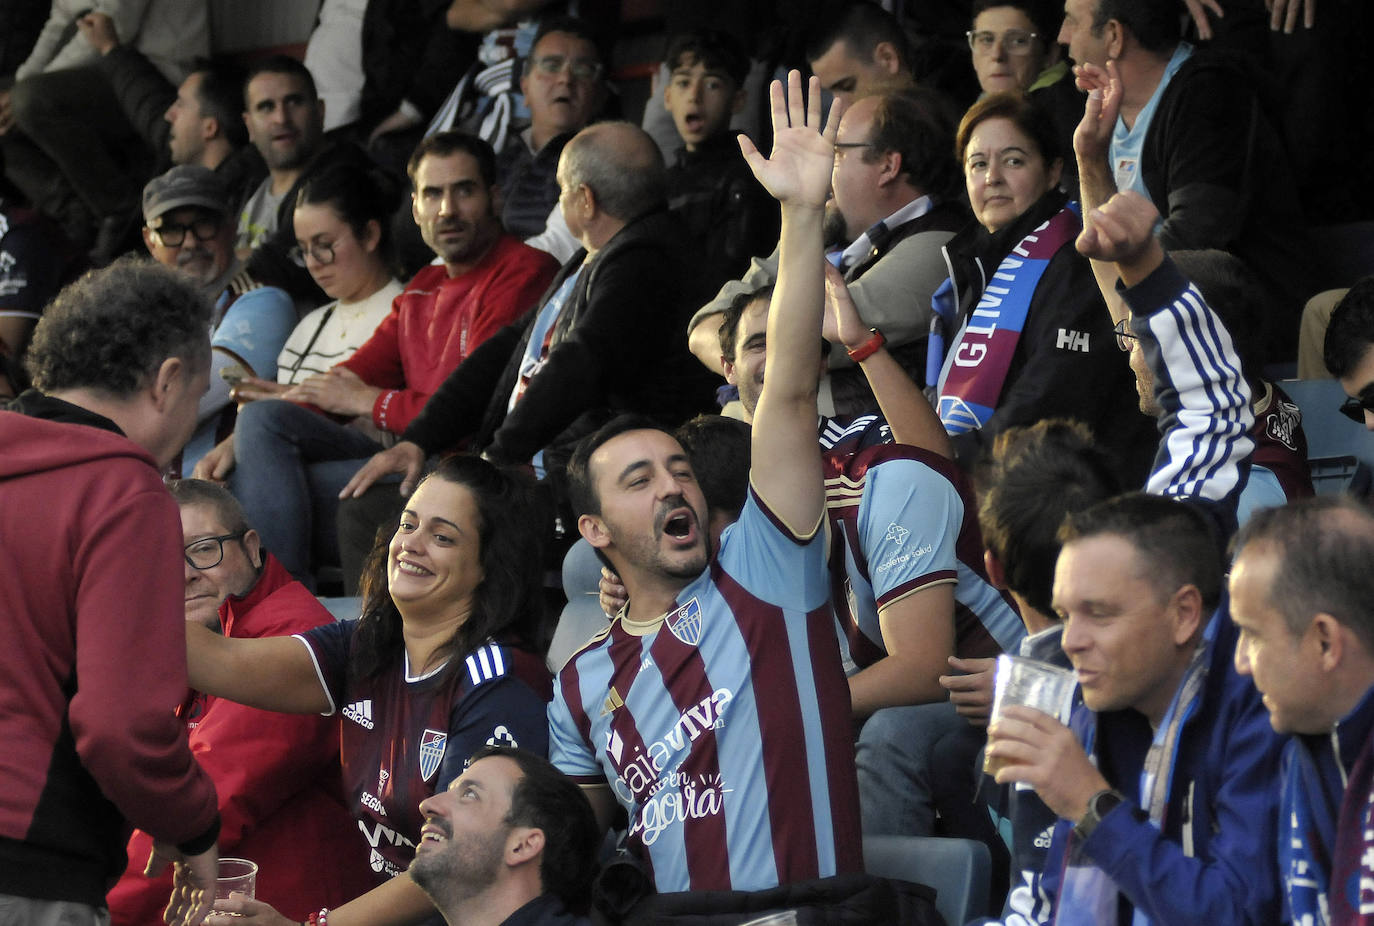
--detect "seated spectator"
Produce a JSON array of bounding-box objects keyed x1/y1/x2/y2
[
  {"x1": 183, "y1": 455, "x2": 552, "y2": 926},
  {"x1": 985, "y1": 493, "x2": 1283, "y2": 925},
  {"x1": 410, "y1": 746, "x2": 600, "y2": 926},
  {"x1": 0, "y1": 1, "x2": 209, "y2": 256},
  {"x1": 547, "y1": 76, "x2": 935, "y2": 919},
  {"x1": 805, "y1": 1, "x2": 916, "y2": 105},
  {"x1": 500, "y1": 17, "x2": 605, "y2": 240},
  {"x1": 106, "y1": 479, "x2": 372, "y2": 925},
  {"x1": 139, "y1": 165, "x2": 295, "y2": 475},
  {"x1": 713, "y1": 279, "x2": 1022, "y2": 899},
  {"x1": 1229, "y1": 495, "x2": 1374, "y2": 925},
  {"x1": 928, "y1": 91, "x2": 1155, "y2": 477},
  {"x1": 224, "y1": 133, "x2": 555, "y2": 588},
  {"x1": 339, "y1": 122, "x2": 719, "y2": 540},
  {"x1": 662, "y1": 29, "x2": 779, "y2": 289},
  {"x1": 0, "y1": 176, "x2": 82, "y2": 397},
  {"x1": 1324, "y1": 277, "x2": 1374, "y2": 431},
  {"x1": 953, "y1": 185, "x2": 1272, "y2": 923},
  {"x1": 237, "y1": 56, "x2": 375, "y2": 306},
  {"x1": 1146, "y1": 247, "x2": 1313, "y2": 522},
  {"x1": 74, "y1": 18, "x2": 264, "y2": 207},
  {"x1": 191, "y1": 160, "x2": 406, "y2": 480},
  {"x1": 691, "y1": 87, "x2": 968, "y2": 417},
  {"x1": 1063, "y1": 0, "x2": 1315, "y2": 362},
  {"x1": 967, "y1": 0, "x2": 1082, "y2": 196}
]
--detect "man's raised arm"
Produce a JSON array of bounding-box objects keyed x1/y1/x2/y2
[{"x1": 737, "y1": 71, "x2": 842, "y2": 532}]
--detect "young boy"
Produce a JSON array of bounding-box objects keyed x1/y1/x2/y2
[{"x1": 662, "y1": 30, "x2": 778, "y2": 288}]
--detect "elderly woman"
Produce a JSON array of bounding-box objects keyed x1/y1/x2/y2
[
  {"x1": 928, "y1": 91, "x2": 1155, "y2": 480},
  {"x1": 185, "y1": 455, "x2": 552, "y2": 926}
]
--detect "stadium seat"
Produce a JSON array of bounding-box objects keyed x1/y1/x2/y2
[
  {"x1": 864, "y1": 834, "x2": 991, "y2": 926},
  {"x1": 1282, "y1": 378, "x2": 1374, "y2": 494}
]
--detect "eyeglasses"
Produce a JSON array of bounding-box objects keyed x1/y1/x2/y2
[
  {"x1": 530, "y1": 55, "x2": 603, "y2": 82},
  {"x1": 1113, "y1": 319, "x2": 1139, "y2": 352},
  {"x1": 150, "y1": 218, "x2": 221, "y2": 247},
  {"x1": 834, "y1": 141, "x2": 874, "y2": 155},
  {"x1": 1339, "y1": 392, "x2": 1374, "y2": 424},
  {"x1": 184, "y1": 531, "x2": 248, "y2": 570},
  {"x1": 967, "y1": 30, "x2": 1040, "y2": 55},
  {"x1": 289, "y1": 240, "x2": 337, "y2": 267}
]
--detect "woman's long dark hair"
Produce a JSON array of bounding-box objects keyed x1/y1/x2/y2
[{"x1": 349, "y1": 455, "x2": 549, "y2": 679}]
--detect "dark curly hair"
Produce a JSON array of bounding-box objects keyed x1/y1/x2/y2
[
  {"x1": 25, "y1": 256, "x2": 211, "y2": 395},
  {"x1": 350, "y1": 455, "x2": 549, "y2": 678}
]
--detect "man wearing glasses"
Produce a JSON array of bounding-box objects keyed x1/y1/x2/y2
[
  {"x1": 1325, "y1": 278, "x2": 1374, "y2": 432},
  {"x1": 140, "y1": 164, "x2": 295, "y2": 475},
  {"x1": 106, "y1": 479, "x2": 371, "y2": 924},
  {"x1": 498, "y1": 18, "x2": 607, "y2": 243},
  {"x1": 688, "y1": 87, "x2": 967, "y2": 418}
]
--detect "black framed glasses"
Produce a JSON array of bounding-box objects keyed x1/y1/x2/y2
[
  {"x1": 150, "y1": 218, "x2": 220, "y2": 248},
  {"x1": 289, "y1": 240, "x2": 337, "y2": 267},
  {"x1": 1113, "y1": 318, "x2": 1139, "y2": 352},
  {"x1": 530, "y1": 54, "x2": 602, "y2": 81},
  {"x1": 1339, "y1": 392, "x2": 1374, "y2": 424},
  {"x1": 966, "y1": 29, "x2": 1040, "y2": 55},
  {"x1": 184, "y1": 531, "x2": 248, "y2": 570}
]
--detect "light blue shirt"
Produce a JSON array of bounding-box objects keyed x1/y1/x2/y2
[{"x1": 1109, "y1": 43, "x2": 1193, "y2": 198}]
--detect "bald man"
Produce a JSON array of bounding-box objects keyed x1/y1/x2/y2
[{"x1": 339, "y1": 121, "x2": 719, "y2": 539}]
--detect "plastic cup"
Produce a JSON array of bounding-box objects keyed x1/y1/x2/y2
[
  {"x1": 215, "y1": 857, "x2": 257, "y2": 903},
  {"x1": 985, "y1": 654, "x2": 1078, "y2": 775}
]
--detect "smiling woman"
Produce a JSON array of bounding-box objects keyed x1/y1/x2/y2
[{"x1": 183, "y1": 455, "x2": 553, "y2": 926}]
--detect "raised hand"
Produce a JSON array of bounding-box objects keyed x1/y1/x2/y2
[
  {"x1": 1072, "y1": 62, "x2": 1122, "y2": 166},
  {"x1": 1076, "y1": 190, "x2": 1165, "y2": 285},
  {"x1": 1182, "y1": 0, "x2": 1225, "y2": 40},
  {"x1": 1268, "y1": 0, "x2": 1315, "y2": 32},
  {"x1": 738, "y1": 70, "x2": 843, "y2": 211},
  {"x1": 822, "y1": 262, "x2": 868, "y2": 350}
]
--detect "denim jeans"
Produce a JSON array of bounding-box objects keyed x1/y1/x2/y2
[{"x1": 231, "y1": 399, "x2": 383, "y2": 587}]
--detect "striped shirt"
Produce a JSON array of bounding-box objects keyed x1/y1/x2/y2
[{"x1": 549, "y1": 490, "x2": 862, "y2": 893}]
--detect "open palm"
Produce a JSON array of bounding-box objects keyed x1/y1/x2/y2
[{"x1": 739, "y1": 71, "x2": 842, "y2": 210}]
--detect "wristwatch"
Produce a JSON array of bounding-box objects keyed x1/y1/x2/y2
[
  {"x1": 1074, "y1": 788, "x2": 1125, "y2": 841},
  {"x1": 846, "y1": 327, "x2": 886, "y2": 363}
]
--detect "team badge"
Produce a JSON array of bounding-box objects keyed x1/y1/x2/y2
[
  {"x1": 419, "y1": 728, "x2": 447, "y2": 781},
  {"x1": 666, "y1": 597, "x2": 702, "y2": 647}
]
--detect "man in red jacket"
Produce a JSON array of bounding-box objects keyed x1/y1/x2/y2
[
  {"x1": 221, "y1": 130, "x2": 558, "y2": 588},
  {"x1": 0, "y1": 259, "x2": 219, "y2": 925},
  {"x1": 107, "y1": 479, "x2": 373, "y2": 925}
]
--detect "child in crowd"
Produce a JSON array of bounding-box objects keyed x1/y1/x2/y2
[{"x1": 662, "y1": 29, "x2": 778, "y2": 290}]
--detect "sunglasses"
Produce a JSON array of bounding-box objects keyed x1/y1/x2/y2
[{"x1": 1339, "y1": 390, "x2": 1374, "y2": 424}]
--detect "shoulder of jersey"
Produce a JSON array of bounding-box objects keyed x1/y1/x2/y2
[{"x1": 463, "y1": 641, "x2": 517, "y2": 687}]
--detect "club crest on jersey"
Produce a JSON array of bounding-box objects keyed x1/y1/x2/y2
[
  {"x1": 419, "y1": 728, "x2": 447, "y2": 781},
  {"x1": 666, "y1": 597, "x2": 702, "y2": 647}
]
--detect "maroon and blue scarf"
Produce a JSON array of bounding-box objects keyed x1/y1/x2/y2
[{"x1": 929, "y1": 203, "x2": 1082, "y2": 434}]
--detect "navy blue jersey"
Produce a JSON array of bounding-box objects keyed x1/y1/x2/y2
[{"x1": 297, "y1": 622, "x2": 550, "y2": 881}]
